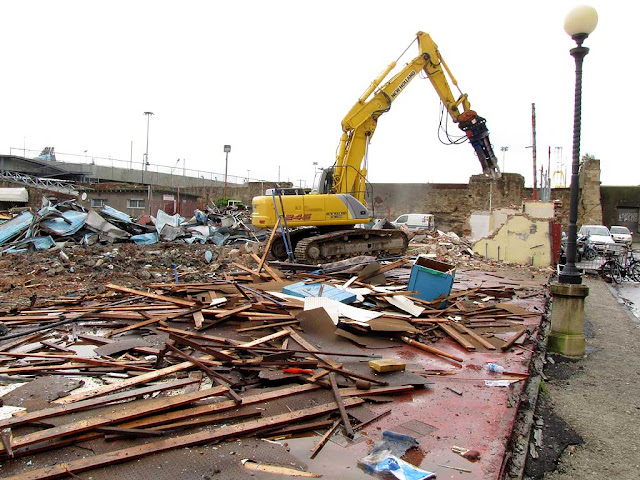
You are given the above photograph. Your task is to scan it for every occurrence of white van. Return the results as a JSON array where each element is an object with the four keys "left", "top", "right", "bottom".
[{"left": 391, "top": 213, "right": 435, "bottom": 231}]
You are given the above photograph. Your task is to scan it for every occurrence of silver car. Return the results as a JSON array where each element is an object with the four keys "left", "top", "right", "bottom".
[{"left": 610, "top": 226, "right": 633, "bottom": 245}]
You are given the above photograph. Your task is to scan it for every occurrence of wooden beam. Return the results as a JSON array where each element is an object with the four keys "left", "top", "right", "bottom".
[
  {"left": 6, "top": 384, "right": 323, "bottom": 459},
  {"left": 2, "top": 387, "right": 228, "bottom": 454},
  {"left": 53, "top": 361, "right": 195, "bottom": 405},
  {"left": 4, "top": 398, "right": 364, "bottom": 480},
  {"left": 256, "top": 220, "right": 280, "bottom": 274},
  {"left": 501, "top": 327, "right": 529, "bottom": 351},
  {"left": 329, "top": 373, "right": 354, "bottom": 438},
  {"left": 452, "top": 323, "right": 496, "bottom": 350},
  {"left": 400, "top": 336, "right": 464, "bottom": 363},
  {"left": 250, "top": 253, "right": 283, "bottom": 281},
  {"left": 309, "top": 420, "right": 341, "bottom": 459},
  {"left": 439, "top": 324, "right": 476, "bottom": 351},
  {"left": 164, "top": 342, "right": 242, "bottom": 404},
  {"left": 105, "top": 284, "right": 196, "bottom": 307},
  {"left": 0, "top": 378, "right": 199, "bottom": 430}
]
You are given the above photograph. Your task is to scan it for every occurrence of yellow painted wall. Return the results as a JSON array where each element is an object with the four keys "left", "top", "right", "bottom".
[
  {"left": 523, "top": 201, "right": 554, "bottom": 219},
  {"left": 472, "top": 215, "right": 552, "bottom": 267}
]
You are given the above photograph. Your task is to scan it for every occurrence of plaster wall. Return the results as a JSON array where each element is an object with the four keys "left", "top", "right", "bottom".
[
  {"left": 523, "top": 201, "right": 555, "bottom": 219},
  {"left": 472, "top": 215, "right": 552, "bottom": 267}
]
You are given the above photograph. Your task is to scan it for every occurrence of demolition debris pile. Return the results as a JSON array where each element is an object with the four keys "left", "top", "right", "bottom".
[
  {"left": 0, "top": 200, "right": 260, "bottom": 255},
  {"left": 0, "top": 244, "right": 548, "bottom": 478}
]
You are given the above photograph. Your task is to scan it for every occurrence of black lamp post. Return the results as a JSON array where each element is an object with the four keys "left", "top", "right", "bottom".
[{"left": 559, "top": 6, "right": 598, "bottom": 285}]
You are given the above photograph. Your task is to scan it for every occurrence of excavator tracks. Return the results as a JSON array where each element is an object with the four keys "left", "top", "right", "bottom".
[{"left": 293, "top": 229, "right": 408, "bottom": 264}]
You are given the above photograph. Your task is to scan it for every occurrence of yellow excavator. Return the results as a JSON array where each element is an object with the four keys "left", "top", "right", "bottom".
[{"left": 251, "top": 31, "right": 500, "bottom": 263}]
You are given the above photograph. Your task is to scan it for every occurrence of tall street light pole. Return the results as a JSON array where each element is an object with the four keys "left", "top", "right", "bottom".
[
  {"left": 224, "top": 145, "right": 231, "bottom": 198},
  {"left": 499, "top": 147, "right": 508, "bottom": 172},
  {"left": 144, "top": 112, "right": 154, "bottom": 171},
  {"left": 559, "top": 5, "right": 598, "bottom": 285}
]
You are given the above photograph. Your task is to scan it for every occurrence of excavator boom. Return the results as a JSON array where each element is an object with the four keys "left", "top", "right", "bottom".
[{"left": 252, "top": 31, "right": 500, "bottom": 263}]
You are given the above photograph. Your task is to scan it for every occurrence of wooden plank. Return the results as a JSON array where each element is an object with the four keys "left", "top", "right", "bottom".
[
  {"left": 0, "top": 377, "right": 199, "bottom": 429},
  {"left": 0, "top": 351, "right": 153, "bottom": 372},
  {"left": 201, "top": 304, "right": 253, "bottom": 319},
  {"left": 310, "top": 420, "right": 340, "bottom": 459},
  {"left": 5, "top": 398, "right": 364, "bottom": 480},
  {"left": 335, "top": 385, "right": 414, "bottom": 397},
  {"left": 358, "top": 258, "right": 410, "bottom": 281},
  {"left": 452, "top": 323, "right": 496, "bottom": 350},
  {"left": 169, "top": 334, "right": 236, "bottom": 362},
  {"left": 2, "top": 387, "right": 228, "bottom": 454},
  {"left": 156, "top": 327, "right": 235, "bottom": 346},
  {"left": 148, "top": 410, "right": 261, "bottom": 432},
  {"left": 329, "top": 373, "right": 353, "bottom": 438},
  {"left": 284, "top": 327, "right": 341, "bottom": 369},
  {"left": 236, "top": 320, "right": 299, "bottom": 332},
  {"left": 501, "top": 327, "right": 529, "bottom": 351},
  {"left": 164, "top": 342, "right": 242, "bottom": 404},
  {"left": 256, "top": 220, "right": 280, "bottom": 273},
  {"left": 400, "top": 336, "right": 465, "bottom": 363},
  {"left": 353, "top": 409, "right": 392, "bottom": 432},
  {"left": 53, "top": 361, "right": 195, "bottom": 405},
  {"left": 105, "top": 284, "right": 196, "bottom": 307},
  {"left": 239, "top": 329, "right": 289, "bottom": 348},
  {"left": 439, "top": 324, "right": 476, "bottom": 351},
  {"left": 193, "top": 310, "right": 205, "bottom": 329},
  {"left": 7, "top": 384, "right": 323, "bottom": 459},
  {"left": 250, "top": 253, "right": 283, "bottom": 282}
]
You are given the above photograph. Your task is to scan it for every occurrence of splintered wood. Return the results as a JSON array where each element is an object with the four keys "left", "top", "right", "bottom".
[{"left": 0, "top": 253, "right": 544, "bottom": 479}]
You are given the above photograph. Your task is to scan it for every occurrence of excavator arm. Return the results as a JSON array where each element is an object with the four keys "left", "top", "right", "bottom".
[{"left": 332, "top": 31, "right": 500, "bottom": 202}]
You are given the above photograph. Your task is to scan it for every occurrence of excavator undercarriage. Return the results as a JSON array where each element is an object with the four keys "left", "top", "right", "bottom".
[{"left": 271, "top": 228, "right": 408, "bottom": 264}]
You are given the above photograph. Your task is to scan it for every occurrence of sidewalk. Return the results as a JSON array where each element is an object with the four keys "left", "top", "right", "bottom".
[{"left": 530, "top": 277, "right": 640, "bottom": 479}]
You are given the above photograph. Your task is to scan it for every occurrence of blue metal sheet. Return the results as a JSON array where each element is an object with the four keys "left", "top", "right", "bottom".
[
  {"left": 40, "top": 210, "right": 88, "bottom": 236},
  {"left": 4, "top": 236, "right": 56, "bottom": 253},
  {"left": 0, "top": 211, "right": 33, "bottom": 245},
  {"left": 131, "top": 232, "right": 158, "bottom": 245},
  {"left": 100, "top": 205, "right": 135, "bottom": 224}
]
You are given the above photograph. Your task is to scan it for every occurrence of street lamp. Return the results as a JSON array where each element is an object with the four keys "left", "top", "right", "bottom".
[
  {"left": 559, "top": 5, "right": 598, "bottom": 285},
  {"left": 224, "top": 145, "right": 231, "bottom": 198},
  {"left": 143, "top": 112, "right": 154, "bottom": 170},
  {"left": 499, "top": 147, "right": 508, "bottom": 172}
]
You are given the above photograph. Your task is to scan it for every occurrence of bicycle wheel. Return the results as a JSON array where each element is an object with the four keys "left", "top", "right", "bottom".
[
  {"left": 611, "top": 263, "right": 622, "bottom": 284},
  {"left": 600, "top": 260, "right": 613, "bottom": 281},
  {"left": 601, "top": 260, "right": 620, "bottom": 283},
  {"left": 630, "top": 262, "right": 640, "bottom": 282}
]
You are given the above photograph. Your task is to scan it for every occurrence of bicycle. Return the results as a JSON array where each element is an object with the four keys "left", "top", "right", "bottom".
[{"left": 600, "top": 245, "right": 640, "bottom": 283}]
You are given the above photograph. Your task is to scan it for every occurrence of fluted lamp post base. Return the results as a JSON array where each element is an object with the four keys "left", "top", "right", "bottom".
[{"left": 548, "top": 283, "right": 589, "bottom": 358}]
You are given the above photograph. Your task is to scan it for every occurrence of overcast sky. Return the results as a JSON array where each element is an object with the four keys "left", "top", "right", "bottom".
[{"left": 0, "top": 1, "right": 631, "bottom": 189}]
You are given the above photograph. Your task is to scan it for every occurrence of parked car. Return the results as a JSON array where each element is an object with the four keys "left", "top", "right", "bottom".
[
  {"left": 609, "top": 225, "right": 633, "bottom": 245},
  {"left": 577, "top": 225, "right": 616, "bottom": 254},
  {"left": 391, "top": 213, "right": 435, "bottom": 231}
]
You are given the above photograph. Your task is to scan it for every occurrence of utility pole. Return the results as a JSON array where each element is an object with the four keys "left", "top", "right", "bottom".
[{"left": 531, "top": 103, "right": 537, "bottom": 199}]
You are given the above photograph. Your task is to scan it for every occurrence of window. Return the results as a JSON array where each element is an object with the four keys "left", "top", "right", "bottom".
[
  {"left": 610, "top": 226, "right": 630, "bottom": 234},
  {"left": 91, "top": 198, "right": 107, "bottom": 208},
  {"left": 395, "top": 215, "right": 409, "bottom": 224},
  {"left": 128, "top": 199, "right": 145, "bottom": 209}
]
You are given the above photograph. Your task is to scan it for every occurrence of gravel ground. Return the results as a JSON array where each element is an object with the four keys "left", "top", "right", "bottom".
[{"left": 525, "top": 276, "right": 640, "bottom": 479}]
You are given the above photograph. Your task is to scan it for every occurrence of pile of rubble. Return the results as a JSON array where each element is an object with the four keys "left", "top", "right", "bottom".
[
  {"left": 0, "top": 245, "right": 549, "bottom": 478},
  {"left": 0, "top": 200, "right": 260, "bottom": 255}
]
